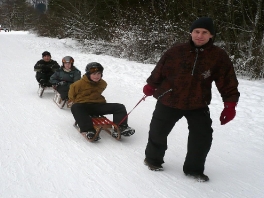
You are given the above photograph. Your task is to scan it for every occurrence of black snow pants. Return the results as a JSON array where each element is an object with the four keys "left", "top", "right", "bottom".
[
  {"left": 56, "top": 84, "right": 70, "bottom": 100},
  {"left": 145, "top": 101, "right": 213, "bottom": 174},
  {"left": 71, "top": 103, "right": 128, "bottom": 132},
  {"left": 36, "top": 71, "right": 53, "bottom": 86}
]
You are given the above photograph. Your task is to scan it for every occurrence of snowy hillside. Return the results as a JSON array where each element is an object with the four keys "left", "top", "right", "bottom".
[{"left": 0, "top": 31, "right": 263, "bottom": 198}]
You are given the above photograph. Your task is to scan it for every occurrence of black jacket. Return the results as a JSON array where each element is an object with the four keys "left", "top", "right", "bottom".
[{"left": 34, "top": 59, "right": 60, "bottom": 74}]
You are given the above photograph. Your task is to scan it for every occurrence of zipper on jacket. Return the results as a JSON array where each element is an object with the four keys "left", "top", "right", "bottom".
[
  {"left": 191, "top": 48, "right": 199, "bottom": 75},
  {"left": 157, "top": 89, "right": 172, "bottom": 100}
]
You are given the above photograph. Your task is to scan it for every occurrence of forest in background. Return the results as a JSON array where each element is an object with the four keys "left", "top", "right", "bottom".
[{"left": 1, "top": 0, "right": 263, "bottom": 79}]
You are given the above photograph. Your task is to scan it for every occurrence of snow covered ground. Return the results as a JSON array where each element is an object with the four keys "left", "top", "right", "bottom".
[{"left": 0, "top": 31, "right": 263, "bottom": 198}]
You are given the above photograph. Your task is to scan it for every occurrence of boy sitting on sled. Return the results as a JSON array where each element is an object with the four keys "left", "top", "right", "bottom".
[{"left": 68, "top": 62, "right": 135, "bottom": 141}]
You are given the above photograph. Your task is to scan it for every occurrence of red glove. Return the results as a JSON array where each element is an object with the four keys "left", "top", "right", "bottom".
[
  {"left": 143, "top": 84, "right": 155, "bottom": 96},
  {"left": 220, "top": 102, "right": 237, "bottom": 125}
]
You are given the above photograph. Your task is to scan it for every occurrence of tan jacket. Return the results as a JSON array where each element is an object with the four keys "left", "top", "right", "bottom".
[{"left": 68, "top": 74, "right": 107, "bottom": 103}]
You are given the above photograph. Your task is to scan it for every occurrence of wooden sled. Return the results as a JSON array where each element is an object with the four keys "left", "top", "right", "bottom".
[
  {"left": 53, "top": 90, "right": 72, "bottom": 109},
  {"left": 37, "top": 85, "right": 54, "bottom": 98},
  {"left": 73, "top": 115, "right": 121, "bottom": 142},
  {"left": 73, "top": 123, "right": 102, "bottom": 142}
]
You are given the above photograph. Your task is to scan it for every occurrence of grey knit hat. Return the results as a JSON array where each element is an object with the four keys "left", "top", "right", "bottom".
[{"left": 190, "top": 17, "right": 215, "bottom": 35}]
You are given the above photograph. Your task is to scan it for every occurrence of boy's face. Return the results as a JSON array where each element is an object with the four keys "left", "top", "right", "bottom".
[
  {"left": 63, "top": 62, "right": 72, "bottom": 70},
  {"left": 90, "top": 72, "right": 102, "bottom": 82},
  {"left": 43, "top": 55, "right": 51, "bottom": 62},
  {"left": 191, "top": 28, "right": 213, "bottom": 46}
]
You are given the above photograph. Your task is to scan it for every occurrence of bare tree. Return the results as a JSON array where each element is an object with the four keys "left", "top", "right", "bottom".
[{"left": 2, "top": 0, "right": 262, "bottom": 78}]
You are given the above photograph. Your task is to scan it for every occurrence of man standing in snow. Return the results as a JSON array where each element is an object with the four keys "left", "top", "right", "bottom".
[{"left": 142, "top": 17, "right": 240, "bottom": 182}]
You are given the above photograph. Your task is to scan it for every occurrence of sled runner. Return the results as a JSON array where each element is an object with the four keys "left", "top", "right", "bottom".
[
  {"left": 73, "top": 115, "right": 121, "bottom": 142},
  {"left": 37, "top": 85, "right": 54, "bottom": 98},
  {"left": 92, "top": 116, "right": 121, "bottom": 140},
  {"left": 73, "top": 123, "right": 102, "bottom": 142},
  {"left": 53, "top": 90, "right": 72, "bottom": 109}
]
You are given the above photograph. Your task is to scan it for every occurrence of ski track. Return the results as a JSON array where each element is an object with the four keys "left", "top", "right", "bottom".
[{"left": 0, "top": 32, "right": 263, "bottom": 198}]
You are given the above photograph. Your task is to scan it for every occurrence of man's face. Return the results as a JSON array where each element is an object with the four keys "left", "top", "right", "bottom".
[
  {"left": 191, "top": 28, "right": 213, "bottom": 46},
  {"left": 43, "top": 55, "right": 51, "bottom": 62}
]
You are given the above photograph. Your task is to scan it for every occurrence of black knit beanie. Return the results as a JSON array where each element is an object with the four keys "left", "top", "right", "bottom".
[
  {"left": 42, "top": 51, "right": 51, "bottom": 57},
  {"left": 190, "top": 17, "right": 215, "bottom": 35}
]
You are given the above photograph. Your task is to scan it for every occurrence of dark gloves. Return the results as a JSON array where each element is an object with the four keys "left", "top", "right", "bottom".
[
  {"left": 220, "top": 102, "right": 237, "bottom": 125},
  {"left": 52, "top": 85, "right": 57, "bottom": 90},
  {"left": 57, "top": 81, "right": 66, "bottom": 86},
  {"left": 143, "top": 84, "right": 155, "bottom": 96}
]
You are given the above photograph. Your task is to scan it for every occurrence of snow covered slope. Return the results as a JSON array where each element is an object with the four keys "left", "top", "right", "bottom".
[{"left": 0, "top": 31, "right": 263, "bottom": 198}]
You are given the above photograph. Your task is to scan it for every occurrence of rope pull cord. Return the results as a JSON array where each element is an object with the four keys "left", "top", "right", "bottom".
[{"left": 118, "top": 95, "right": 147, "bottom": 126}]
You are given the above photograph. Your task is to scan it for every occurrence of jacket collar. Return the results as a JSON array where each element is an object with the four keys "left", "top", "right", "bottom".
[{"left": 189, "top": 38, "right": 213, "bottom": 51}]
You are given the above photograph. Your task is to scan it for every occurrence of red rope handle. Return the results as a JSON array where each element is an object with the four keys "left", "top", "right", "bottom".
[{"left": 118, "top": 95, "right": 147, "bottom": 126}]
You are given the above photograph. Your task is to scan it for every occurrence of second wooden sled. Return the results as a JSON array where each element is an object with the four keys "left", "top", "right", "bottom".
[
  {"left": 53, "top": 90, "right": 72, "bottom": 109},
  {"left": 73, "top": 115, "right": 121, "bottom": 142},
  {"left": 37, "top": 85, "right": 54, "bottom": 98}
]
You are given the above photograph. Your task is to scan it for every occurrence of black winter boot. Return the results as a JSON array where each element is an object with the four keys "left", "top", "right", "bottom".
[
  {"left": 185, "top": 173, "right": 209, "bottom": 182},
  {"left": 118, "top": 124, "right": 135, "bottom": 136},
  {"left": 85, "top": 129, "right": 100, "bottom": 141},
  {"left": 144, "top": 158, "right": 163, "bottom": 171}
]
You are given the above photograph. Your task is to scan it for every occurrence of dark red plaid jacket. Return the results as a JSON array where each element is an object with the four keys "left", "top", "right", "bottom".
[{"left": 147, "top": 39, "right": 240, "bottom": 110}]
